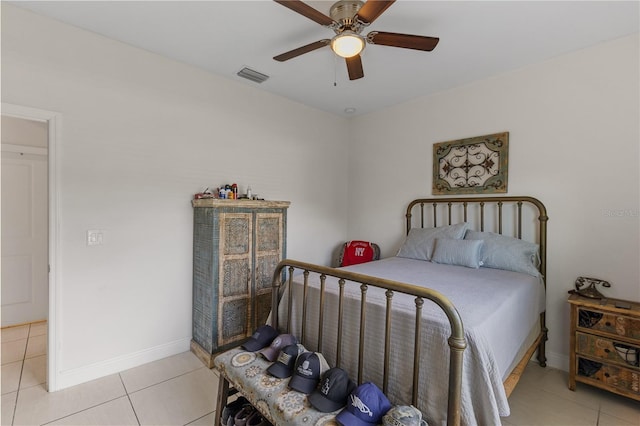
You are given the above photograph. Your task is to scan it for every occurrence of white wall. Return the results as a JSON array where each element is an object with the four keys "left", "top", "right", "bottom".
[
  {"left": 1, "top": 4, "right": 349, "bottom": 389},
  {"left": 3, "top": 2, "right": 638, "bottom": 390},
  {"left": 347, "top": 34, "right": 640, "bottom": 370}
]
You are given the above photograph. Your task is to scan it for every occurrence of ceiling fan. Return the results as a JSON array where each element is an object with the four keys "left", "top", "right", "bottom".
[{"left": 273, "top": 0, "right": 439, "bottom": 81}]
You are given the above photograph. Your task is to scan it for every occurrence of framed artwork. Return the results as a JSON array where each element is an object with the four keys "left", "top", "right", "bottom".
[{"left": 433, "top": 132, "right": 509, "bottom": 195}]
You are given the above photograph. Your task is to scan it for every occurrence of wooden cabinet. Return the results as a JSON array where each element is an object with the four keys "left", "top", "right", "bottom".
[
  {"left": 568, "top": 293, "right": 640, "bottom": 401},
  {"left": 190, "top": 199, "right": 289, "bottom": 367}
]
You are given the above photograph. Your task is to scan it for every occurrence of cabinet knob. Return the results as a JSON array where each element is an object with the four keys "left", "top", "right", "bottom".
[
  {"left": 604, "top": 372, "right": 610, "bottom": 378},
  {"left": 605, "top": 321, "right": 612, "bottom": 327},
  {"left": 604, "top": 348, "right": 610, "bottom": 353}
]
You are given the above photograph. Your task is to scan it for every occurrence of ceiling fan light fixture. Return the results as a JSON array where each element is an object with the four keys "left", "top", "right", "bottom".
[{"left": 331, "top": 31, "right": 365, "bottom": 58}]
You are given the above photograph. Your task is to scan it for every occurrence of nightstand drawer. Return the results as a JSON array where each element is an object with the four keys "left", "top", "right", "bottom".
[
  {"left": 576, "top": 332, "right": 640, "bottom": 368},
  {"left": 577, "top": 357, "right": 640, "bottom": 396},
  {"left": 577, "top": 308, "right": 640, "bottom": 340}
]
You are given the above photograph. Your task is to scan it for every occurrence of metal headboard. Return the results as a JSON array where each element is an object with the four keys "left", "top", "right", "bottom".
[
  {"left": 406, "top": 196, "right": 549, "bottom": 286},
  {"left": 405, "top": 196, "right": 550, "bottom": 378}
]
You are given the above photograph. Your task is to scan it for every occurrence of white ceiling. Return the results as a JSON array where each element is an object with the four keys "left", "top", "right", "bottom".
[{"left": 10, "top": 1, "right": 639, "bottom": 116}]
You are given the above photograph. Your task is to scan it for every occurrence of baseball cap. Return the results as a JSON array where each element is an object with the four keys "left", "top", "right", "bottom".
[
  {"left": 267, "top": 344, "right": 306, "bottom": 378},
  {"left": 241, "top": 325, "right": 278, "bottom": 352},
  {"left": 288, "top": 352, "right": 330, "bottom": 394},
  {"left": 308, "top": 367, "right": 357, "bottom": 413},
  {"left": 382, "top": 405, "right": 427, "bottom": 426},
  {"left": 336, "top": 382, "right": 392, "bottom": 426},
  {"left": 259, "top": 333, "right": 298, "bottom": 361}
]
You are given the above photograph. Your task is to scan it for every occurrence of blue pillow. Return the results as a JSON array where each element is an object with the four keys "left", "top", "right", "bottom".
[
  {"left": 397, "top": 223, "right": 468, "bottom": 261},
  {"left": 431, "top": 238, "right": 484, "bottom": 269},
  {"left": 464, "top": 230, "right": 541, "bottom": 277}
]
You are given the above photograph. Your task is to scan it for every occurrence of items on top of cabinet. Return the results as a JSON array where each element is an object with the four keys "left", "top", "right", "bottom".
[
  {"left": 193, "top": 183, "right": 264, "bottom": 200},
  {"left": 193, "top": 188, "right": 214, "bottom": 199}
]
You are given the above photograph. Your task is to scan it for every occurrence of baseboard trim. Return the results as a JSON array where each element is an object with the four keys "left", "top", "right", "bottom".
[
  {"left": 53, "top": 337, "right": 191, "bottom": 391},
  {"left": 544, "top": 350, "right": 569, "bottom": 372}
]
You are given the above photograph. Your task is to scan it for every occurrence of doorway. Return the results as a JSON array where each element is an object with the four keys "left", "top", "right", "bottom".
[
  {"left": 1, "top": 115, "right": 49, "bottom": 399},
  {"left": 1, "top": 103, "right": 60, "bottom": 391},
  {"left": 1, "top": 116, "right": 49, "bottom": 326}
]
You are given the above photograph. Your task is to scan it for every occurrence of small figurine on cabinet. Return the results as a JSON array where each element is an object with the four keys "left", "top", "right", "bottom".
[
  {"left": 194, "top": 188, "right": 214, "bottom": 200},
  {"left": 569, "top": 276, "right": 611, "bottom": 299}
]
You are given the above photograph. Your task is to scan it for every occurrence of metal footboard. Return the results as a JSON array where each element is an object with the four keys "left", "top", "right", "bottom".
[{"left": 270, "top": 259, "right": 467, "bottom": 426}]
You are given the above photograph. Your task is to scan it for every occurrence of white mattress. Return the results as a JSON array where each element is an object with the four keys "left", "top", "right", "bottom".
[{"left": 277, "top": 256, "right": 545, "bottom": 426}]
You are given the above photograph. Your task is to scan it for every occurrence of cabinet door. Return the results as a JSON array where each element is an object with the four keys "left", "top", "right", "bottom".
[
  {"left": 218, "top": 212, "right": 253, "bottom": 346},
  {"left": 254, "top": 212, "right": 284, "bottom": 328}
]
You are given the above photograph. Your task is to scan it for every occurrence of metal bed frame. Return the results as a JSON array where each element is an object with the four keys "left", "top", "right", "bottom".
[
  {"left": 213, "top": 196, "right": 548, "bottom": 426},
  {"left": 406, "top": 196, "right": 549, "bottom": 397}
]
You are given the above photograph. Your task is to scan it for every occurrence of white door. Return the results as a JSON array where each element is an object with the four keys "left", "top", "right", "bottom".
[{"left": 1, "top": 147, "right": 49, "bottom": 326}]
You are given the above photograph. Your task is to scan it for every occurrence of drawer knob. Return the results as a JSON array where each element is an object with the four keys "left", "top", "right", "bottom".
[
  {"left": 605, "top": 321, "right": 612, "bottom": 326},
  {"left": 604, "top": 372, "right": 610, "bottom": 378},
  {"left": 604, "top": 348, "right": 610, "bottom": 353}
]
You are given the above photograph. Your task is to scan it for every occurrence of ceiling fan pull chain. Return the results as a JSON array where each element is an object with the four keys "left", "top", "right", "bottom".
[{"left": 333, "top": 52, "right": 338, "bottom": 86}]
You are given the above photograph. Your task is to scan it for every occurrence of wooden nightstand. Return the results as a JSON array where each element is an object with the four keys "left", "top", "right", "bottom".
[{"left": 568, "top": 293, "right": 640, "bottom": 401}]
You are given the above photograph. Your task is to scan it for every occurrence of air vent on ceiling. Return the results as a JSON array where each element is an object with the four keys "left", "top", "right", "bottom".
[{"left": 237, "top": 67, "right": 269, "bottom": 84}]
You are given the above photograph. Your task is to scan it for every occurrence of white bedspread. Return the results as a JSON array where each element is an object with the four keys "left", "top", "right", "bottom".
[{"left": 277, "top": 257, "right": 545, "bottom": 426}]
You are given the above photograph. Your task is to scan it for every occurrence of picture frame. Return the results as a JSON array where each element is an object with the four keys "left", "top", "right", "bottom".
[{"left": 432, "top": 132, "right": 509, "bottom": 195}]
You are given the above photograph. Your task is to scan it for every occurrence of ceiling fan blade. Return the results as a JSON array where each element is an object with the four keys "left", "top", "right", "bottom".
[
  {"left": 274, "top": 40, "right": 330, "bottom": 62},
  {"left": 345, "top": 55, "right": 364, "bottom": 80},
  {"left": 273, "top": 0, "right": 335, "bottom": 26},
  {"left": 356, "top": 0, "right": 395, "bottom": 25},
  {"left": 367, "top": 31, "right": 439, "bottom": 51}
]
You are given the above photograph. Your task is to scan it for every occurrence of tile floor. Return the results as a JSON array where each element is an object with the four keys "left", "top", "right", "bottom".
[{"left": 1, "top": 322, "right": 638, "bottom": 425}]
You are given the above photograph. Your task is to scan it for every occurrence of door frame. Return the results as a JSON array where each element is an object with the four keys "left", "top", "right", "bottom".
[{"left": 2, "top": 103, "right": 61, "bottom": 391}]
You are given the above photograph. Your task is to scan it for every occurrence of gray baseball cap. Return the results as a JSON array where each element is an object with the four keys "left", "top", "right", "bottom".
[
  {"left": 382, "top": 405, "right": 427, "bottom": 426},
  {"left": 259, "top": 333, "right": 298, "bottom": 361}
]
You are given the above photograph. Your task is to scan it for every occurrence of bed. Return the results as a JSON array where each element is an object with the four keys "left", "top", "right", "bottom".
[{"left": 214, "top": 196, "right": 548, "bottom": 426}]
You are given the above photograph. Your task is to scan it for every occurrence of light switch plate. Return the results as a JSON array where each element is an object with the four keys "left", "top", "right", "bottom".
[{"left": 87, "top": 230, "right": 104, "bottom": 246}]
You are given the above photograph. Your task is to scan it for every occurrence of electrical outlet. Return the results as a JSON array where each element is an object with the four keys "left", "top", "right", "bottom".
[{"left": 87, "top": 230, "right": 104, "bottom": 246}]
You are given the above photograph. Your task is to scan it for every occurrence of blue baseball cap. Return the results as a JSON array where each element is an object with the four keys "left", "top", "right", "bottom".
[
  {"left": 267, "top": 343, "right": 306, "bottom": 378},
  {"left": 336, "top": 382, "right": 392, "bottom": 426},
  {"left": 241, "top": 325, "right": 278, "bottom": 352}
]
